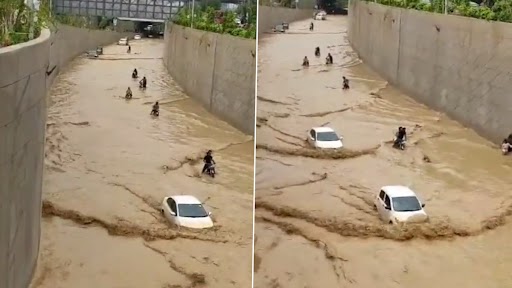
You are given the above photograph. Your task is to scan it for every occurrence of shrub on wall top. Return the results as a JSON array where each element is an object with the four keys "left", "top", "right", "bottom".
[
  {"left": 368, "top": 0, "right": 512, "bottom": 22},
  {"left": 174, "top": 6, "right": 256, "bottom": 39}
]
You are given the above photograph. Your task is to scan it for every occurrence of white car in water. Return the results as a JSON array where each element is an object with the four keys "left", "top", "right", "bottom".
[
  {"left": 374, "top": 186, "right": 428, "bottom": 225},
  {"left": 118, "top": 37, "right": 128, "bottom": 45},
  {"left": 161, "top": 195, "right": 214, "bottom": 229},
  {"left": 307, "top": 127, "right": 343, "bottom": 149},
  {"left": 134, "top": 34, "right": 142, "bottom": 40}
]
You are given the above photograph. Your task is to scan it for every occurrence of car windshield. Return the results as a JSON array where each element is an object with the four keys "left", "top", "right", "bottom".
[
  {"left": 316, "top": 131, "right": 339, "bottom": 141},
  {"left": 392, "top": 196, "right": 422, "bottom": 212},
  {"left": 178, "top": 204, "right": 208, "bottom": 218}
]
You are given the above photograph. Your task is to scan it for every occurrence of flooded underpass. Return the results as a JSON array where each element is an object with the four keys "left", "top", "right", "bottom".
[
  {"left": 255, "top": 16, "right": 512, "bottom": 288},
  {"left": 33, "top": 39, "right": 254, "bottom": 288}
]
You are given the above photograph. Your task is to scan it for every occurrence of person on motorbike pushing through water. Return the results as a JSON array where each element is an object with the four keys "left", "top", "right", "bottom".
[
  {"left": 132, "top": 68, "right": 138, "bottom": 78},
  {"left": 139, "top": 76, "right": 147, "bottom": 88},
  {"left": 202, "top": 150, "right": 216, "bottom": 174},
  {"left": 302, "top": 56, "right": 310, "bottom": 67},
  {"left": 394, "top": 127, "right": 407, "bottom": 146},
  {"left": 342, "top": 76, "right": 350, "bottom": 89},
  {"left": 326, "top": 53, "right": 333, "bottom": 65},
  {"left": 151, "top": 101, "right": 159, "bottom": 115},
  {"left": 125, "top": 87, "right": 133, "bottom": 99},
  {"left": 127, "top": 45, "right": 131, "bottom": 53},
  {"left": 315, "top": 47, "right": 321, "bottom": 57},
  {"left": 310, "top": 22, "right": 314, "bottom": 31}
]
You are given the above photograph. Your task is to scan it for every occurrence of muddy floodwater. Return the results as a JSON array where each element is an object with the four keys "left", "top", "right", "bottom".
[
  {"left": 32, "top": 39, "right": 254, "bottom": 288},
  {"left": 255, "top": 16, "right": 512, "bottom": 288}
]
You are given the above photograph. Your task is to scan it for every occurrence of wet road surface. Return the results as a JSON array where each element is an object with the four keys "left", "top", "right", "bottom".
[
  {"left": 255, "top": 16, "right": 512, "bottom": 288},
  {"left": 32, "top": 39, "right": 254, "bottom": 288}
]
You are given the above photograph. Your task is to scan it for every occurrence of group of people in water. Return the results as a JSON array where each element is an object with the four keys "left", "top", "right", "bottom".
[
  {"left": 126, "top": 68, "right": 158, "bottom": 116},
  {"left": 302, "top": 46, "right": 350, "bottom": 90}
]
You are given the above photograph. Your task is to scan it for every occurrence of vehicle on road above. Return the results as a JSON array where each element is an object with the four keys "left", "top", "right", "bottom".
[
  {"left": 134, "top": 34, "right": 142, "bottom": 40},
  {"left": 118, "top": 37, "right": 128, "bottom": 45},
  {"left": 96, "top": 46, "right": 103, "bottom": 55},
  {"left": 307, "top": 127, "right": 343, "bottom": 149},
  {"left": 282, "top": 22, "right": 289, "bottom": 30},
  {"left": 374, "top": 186, "right": 428, "bottom": 224},
  {"left": 273, "top": 24, "right": 285, "bottom": 33},
  {"left": 86, "top": 50, "right": 98, "bottom": 58},
  {"left": 161, "top": 195, "right": 213, "bottom": 229},
  {"left": 314, "top": 11, "right": 326, "bottom": 20}
]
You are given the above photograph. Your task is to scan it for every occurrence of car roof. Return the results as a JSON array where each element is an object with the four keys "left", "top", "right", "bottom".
[
  {"left": 170, "top": 195, "right": 202, "bottom": 204},
  {"left": 381, "top": 185, "right": 417, "bottom": 198},
  {"left": 312, "top": 127, "right": 335, "bottom": 133}
]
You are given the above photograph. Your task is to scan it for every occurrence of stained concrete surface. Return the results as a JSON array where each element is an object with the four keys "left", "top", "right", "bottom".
[
  {"left": 163, "top": 25, "right": 256, "bottom": 135},
  {"left": 0, "top": 26, "right": 128, "bottom": 288},
  {"left": 349, "top": 1, "right": 512, "bottom": 143},
  {"left": 31, "top": 39, "right": 254, "bottom": 288},
  {"left": 255, "top": 16, "right": 512, "bottom": 288}
]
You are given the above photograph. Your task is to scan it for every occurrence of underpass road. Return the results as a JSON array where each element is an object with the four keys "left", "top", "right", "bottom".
[
  {"left": 255, "top": 16, "right": 512, "bottom": 288},
  {"left": 32, "top": 39, "right": 254, "bottom": 288}
]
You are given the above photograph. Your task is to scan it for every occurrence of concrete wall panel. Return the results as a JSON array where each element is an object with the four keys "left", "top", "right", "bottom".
[
  {"left": 163, "top": 25, "right": 256, "bottom": 135},
  {"left": 0, "top": 26, "right": 127, "bottom": 288},
  {"left": 258, "top": 6, "right": 315, "bottom": 35},
  {"left": 349, "top": 1, "right": 512, "bottom": 142}
]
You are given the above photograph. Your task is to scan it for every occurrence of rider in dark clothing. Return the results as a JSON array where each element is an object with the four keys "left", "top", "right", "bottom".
[
  {"left": 342, "top": 76, "right": 350, "bottom": 89},
  {"left": 125, "top": 87, "right": 132, "bottom": 99},
  {"left": 151, "top": 101, "right": 159, "bottom": 115},
  {"left": 140, "top": 76, "right": 147, "bottom": 88},
  {"left": 302, "top": 56, "right": 310, "bottom": 67},
  {"left": 315, "top": 47, "right": 320, "bottom": 56},
  {"left": 132, "top": 69, "right": 138, "bottom": 78},
  {"left": 326, "top": 53, "right": 333, "bottom": 64},
  {"left": 201, "top": 150, "right": 216, "bottom": 174},
  {"left": 127, "top": 45, "right": 131, "bottom": 53},
  {"left": 310, "top": 22, "right": 314, "bottom": 31},
  {"left": 395, "top": 127, "right": 407, "bottom": 145}
]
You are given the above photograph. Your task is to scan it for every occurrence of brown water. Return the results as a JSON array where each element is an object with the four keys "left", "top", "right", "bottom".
[
  {"left": 32, "top": 39, "right": 254, "bottom": 288},
  {"left": 255, "top": 16, "right": 512, "bottom": 288}
]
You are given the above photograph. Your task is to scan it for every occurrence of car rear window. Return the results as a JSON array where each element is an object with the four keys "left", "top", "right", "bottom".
[
  {"left": 392, "top": 196, "right": 422, "bottom": 212},
  {"left": 178, "top": 204, "right": 208, "bottom": 218},
  {"left": 316, "top": 131, "right": 339, "bottom": 141}
]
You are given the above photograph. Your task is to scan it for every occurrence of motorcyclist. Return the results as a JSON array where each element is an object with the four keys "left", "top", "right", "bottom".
[
  {"left": 342, "top": 76, "right": 350, "bottom": 89},
  {"left": 310, "top": 22, "right": 314, "bottom": 31},
  {"left": 132, "top": 68, "right": 138, "bottom": 78},
  {"left": 139, "top": 76, "right": 147, "bottom": 88},
  {"left": 315, "top": 47, "right": 321, "bottom": 57},
  {"left": 502, "top": 138, "right": 512, "bottom": 155},
  {"left": 127, "top": 45, "right": 131, "bottom": 53},
  {"left": 151, "top": 101, "right": 159, "bottom": 116},
  {"left": 302, "top": 56, "right": 310, "bottom": 67},
  {"left": 125, "top": 87, "right": 132, "bottom": 99},
  {"left": 326, "top": 53, "right": 333, "bottom": 65},
  {"left": 201, "top": 150, "right": 216, "bottom": 174},
  {"left": 394, "top": 127, "right": 407, "bottom": 146}
]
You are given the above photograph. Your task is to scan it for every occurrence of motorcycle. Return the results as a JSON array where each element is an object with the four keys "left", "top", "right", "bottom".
[
  {"left": 132, "top": 74, "right": 138, "bottom": 79},
  {"left": 205, "top": 164, "right": 216, "bottom": 178},
  {"left": 315, "top": 49, "right": 320, "bottom": 57},
  {"left": 150, "top": 109, "right": 159, "bottom": 116},
  {"left": 393, "top": 138, "right": 406, "bottom": 150},
  {"left": 125, "top": 93, "right": 133, "bottom": 100},
  {"left": 139, "top": 82, "right": 146, "bottom": 89}
]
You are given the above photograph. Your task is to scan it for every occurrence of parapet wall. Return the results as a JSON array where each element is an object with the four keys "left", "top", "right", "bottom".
[
  {"left": 258, "top": 6, "right": 315, "bottom": 35},
  {"left": 163, "top": 24, "right": 256, "bottom": 135},
  {"left": 348, "top": 1, "right": 512, "bottom": 143},
  {"left": 0, "top": 26, "right": 126, "bottom": 288}
]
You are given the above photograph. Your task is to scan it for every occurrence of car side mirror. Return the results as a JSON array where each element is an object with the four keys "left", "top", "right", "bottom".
[
  {"left": 170, "top": 211, "right": 176, "bottom": 216},
  {"left": 421, "top": 203, "right": 425, "bottom": 208},
  {"left": 384, "top": 205, "right": 391, "bottom": 210},
  {"left": 208, "top": 212, "right": 212, "bottom": 216}
]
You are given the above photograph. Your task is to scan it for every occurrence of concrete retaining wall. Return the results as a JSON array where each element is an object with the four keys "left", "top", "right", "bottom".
[
  {"left": 348, "top": 1, "right": 512, "bottom": 143},
  {"left": 258, "top": 6, "right": 316, "bottom": 35},
  {"left": 163, "top": 24, "right": 256, "bottom": 135},
  {"left": 0, "top": 26, "right": 127, "bottom": 288}
]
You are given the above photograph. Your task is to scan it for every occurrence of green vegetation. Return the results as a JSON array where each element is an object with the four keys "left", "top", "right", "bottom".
[
  {"left": 174, "top": 2, "right": 256, "bottom": 39},
  {"left": 1, "top": 0, "right": 113, "bottom": 47},
  {"left": 371, "top": 0, "right": 512, "bottom": 22}
]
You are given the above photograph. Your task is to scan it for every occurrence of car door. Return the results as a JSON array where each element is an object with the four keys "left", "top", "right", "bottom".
[
  {"left": 383, "top": 194, "right": 392, "bottom": 222},
  {"left": 308, "top": 129, "right": 316, "bottom": 146},
  {"left": 165, "top": 198, "right": 178, "bottom": 224}
]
